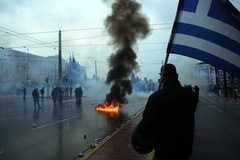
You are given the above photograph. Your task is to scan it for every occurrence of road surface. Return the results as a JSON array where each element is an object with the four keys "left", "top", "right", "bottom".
[{"left": 0, "top": 93, "right": 148, "bottom": 160}]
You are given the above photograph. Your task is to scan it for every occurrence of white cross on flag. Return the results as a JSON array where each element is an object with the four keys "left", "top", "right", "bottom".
[{"left": 167, "top": 0, "right": 240, "bottom": 77}]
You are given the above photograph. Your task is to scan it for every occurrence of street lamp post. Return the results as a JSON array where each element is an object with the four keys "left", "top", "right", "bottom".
[{"left": 23, "top": 46, "right": 29, "bottom": 86}]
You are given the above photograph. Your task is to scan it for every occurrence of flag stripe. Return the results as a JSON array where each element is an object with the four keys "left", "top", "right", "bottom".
[
  {"left": 167, "top": 0, "right": 240, "bottom": 77},
  {"left": 168, "top": 33, "right": 240, "bottom": 68},
  {"left": 170, "top": 43, "right": 240, "bottom": 76},
  {"left": 177, "top": 11, "right": 240, "bottom": 43},
  {"left": 180, "top": 0, "right": 198, "bottom": 12},
  {"left": 175, "top": 22, "right": 240, "bottom": 55},
  {"left": 209, "top": 0, "right": 240, "bottom": 29}
]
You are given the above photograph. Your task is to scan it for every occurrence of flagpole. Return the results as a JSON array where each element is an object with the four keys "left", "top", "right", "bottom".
[
  {"left": 158, "top": 51, "right": 170, "bottom": 90},
  {"left": 158, "top": 0, "right": 182, "bottom": 90}
]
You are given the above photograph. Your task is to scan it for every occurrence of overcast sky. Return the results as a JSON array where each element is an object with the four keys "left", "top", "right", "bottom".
[{"left": 0, "top": 0, "right": 239, "bottom": 84}]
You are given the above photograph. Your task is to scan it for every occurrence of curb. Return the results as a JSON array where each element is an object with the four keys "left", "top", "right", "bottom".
[{"left": 80, "top": 108, "right": 145, "bottom": 160}]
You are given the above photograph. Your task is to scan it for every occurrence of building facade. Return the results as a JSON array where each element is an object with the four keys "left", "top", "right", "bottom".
[
  {"left": 196, "top": 62, "right": 239, "bottom": 98},
  {"left": 0, "top": 48, "right": 64, "bottom": 94}
]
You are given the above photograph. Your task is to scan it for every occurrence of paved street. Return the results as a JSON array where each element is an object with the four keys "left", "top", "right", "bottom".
[
  {"left": 0, "top": 93, "right": 148, "bottom": 160},
  {"left": 0, "top": 93, "right": 240, "bottom": 160},
  {"left": 190, "top": 96, "right": 240, "bottom": 160}
]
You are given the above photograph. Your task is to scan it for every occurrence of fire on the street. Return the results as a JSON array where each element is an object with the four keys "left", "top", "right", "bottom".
[{"left": 96, "top": 100, "right": 121, "bottom": 118}]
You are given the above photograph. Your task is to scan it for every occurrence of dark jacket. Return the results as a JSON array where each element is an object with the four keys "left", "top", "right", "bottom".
[
  {"left": 75, "top": 87, "right": 83, "bottom": 97},
  {"left": 137, "top": 80, "right": 198, "bottom": 160},
  {"left": 32, "top": 88, "right": 39, "bottom": 100}
]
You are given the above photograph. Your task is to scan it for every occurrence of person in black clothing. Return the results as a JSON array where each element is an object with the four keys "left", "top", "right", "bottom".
[
  {"left": 32, "top": 88, "right": 41, "bottom": 108},
  {"left": 51, "top": 87, "right": 63, "bottom": 105},
  {"left": 58, "top": 87, "right": 63, "bottom": 104},
  {"left": 23, "top": 87, "right": 26, "bottom": 101},
  {"left": 40, "top": 87, "right": 45, "bottom": 100},
  {"left": 193, "top": 85, "right": 200, "bottom": 102},
  {"left": 70, "top": 86, "right": 73, "bottom": 97},
  {"left": 133, "top": 63, "right": 198, "bottom": 160},
  {"left": 51, "top": 87, "right": 58, "bottom": 105},
  {"left": 75, "top": 87, "right": 83, "bottom": 104}
]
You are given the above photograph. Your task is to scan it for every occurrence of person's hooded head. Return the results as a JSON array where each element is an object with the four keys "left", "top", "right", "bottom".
[{"left": 160, "top": 63, "right": 178, "bottom": 80}]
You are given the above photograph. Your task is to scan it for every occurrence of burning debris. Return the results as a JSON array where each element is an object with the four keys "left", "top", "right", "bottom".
[
  {"left": 98, "top": 0, "right": 150, "bottom": 112},
  {"left": 96, "top": 99, "right": 121, "bottom": 118}
]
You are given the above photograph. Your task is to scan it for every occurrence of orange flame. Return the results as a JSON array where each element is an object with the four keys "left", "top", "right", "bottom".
[{"left": 96, "top": 100, "right": 121, "bottom": 118}]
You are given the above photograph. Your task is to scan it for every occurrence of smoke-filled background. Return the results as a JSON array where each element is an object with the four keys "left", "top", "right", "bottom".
[
  {"left": 104, "top": 0, "right": 150, "bottom": 104},
  {"left": 1, "top": 0, "right": 233, "bottom": 98}
]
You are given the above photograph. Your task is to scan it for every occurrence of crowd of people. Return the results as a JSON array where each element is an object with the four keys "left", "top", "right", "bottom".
[
  {"left": 131, "top": 74, "right": 157, "bottom": 93},
  {"left": 21, "top": 85, "right": 83, "bottom": 107},
  {"left": 21, "top": 79, "right": 199, "bottom": 110}
]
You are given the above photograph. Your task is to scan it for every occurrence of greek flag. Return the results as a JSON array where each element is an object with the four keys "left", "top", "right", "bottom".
[{"left": 167, "top": 0, "right": 240, "bottom": 77}]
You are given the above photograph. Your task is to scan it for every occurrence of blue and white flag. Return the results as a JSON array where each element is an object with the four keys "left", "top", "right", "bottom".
[{"left": 167, "top": 0, "right": 240, "bottom": 77}]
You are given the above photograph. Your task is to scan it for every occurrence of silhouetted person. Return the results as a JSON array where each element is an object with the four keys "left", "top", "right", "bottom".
[
  {"left": 133, "top": 64, "right": 198, "bottom": 160},
  {"left": 70, "top": 86, "right": 73, "bottom": 97},
  {"left": 40, "top": 87, "right": 45, "bottom": 100},
  {"left": 75, "top": 87, "right": 83, "bottom": 104},
  {"left": 23, "top": 87, "right": 26, "bottom": 101},
  {"left": 51, "top": 87, "right": 63, "bottom": 105},
  {"left": 193, "top": 85, "right": 199, "bottom": 102},
  {"left": 58, "top": 87, "right": 63, "bottom": 104},
  {"left": 32, "top": 88, "right": 40, "bottom": 108},
  {"left": 51, "top": 87, "right": 58, "bottom": 105}
]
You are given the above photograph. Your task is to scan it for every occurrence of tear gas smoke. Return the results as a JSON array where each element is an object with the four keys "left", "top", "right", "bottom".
[{"left": 104, "top": 0, "right": 150, "bottom": 104}]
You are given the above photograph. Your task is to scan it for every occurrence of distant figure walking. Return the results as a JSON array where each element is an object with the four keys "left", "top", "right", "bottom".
[
  {"left": 40, "top": 87, "right": 45, "bottom": 100},
  {"left": 23, "top": 87, "right": 26, "bottom": 101},
  {"left": 75, "top": 87, "right": 83, "bottom": 104},
  {"left": 51, "top": 87, "right": 58, "bottom": 105},
  {"left": 194, "top": 85, "right": 200, "bottom": 102},
  {"left": 51, "top": 87, "right": 63, "bottom": 105},
  {"left": 70, "top": 86, "right": 73, "bottom": 97},
  {"left": 32, "top": 88, "right": 41, "bottom": 108},
  {"left": 58, "top": 87, "right": 63, "bottom": 104}
]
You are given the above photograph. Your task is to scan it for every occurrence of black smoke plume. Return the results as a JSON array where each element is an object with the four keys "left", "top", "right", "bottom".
[{"left": 104, "top": 0, "right": 150, "bottom": 104}]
